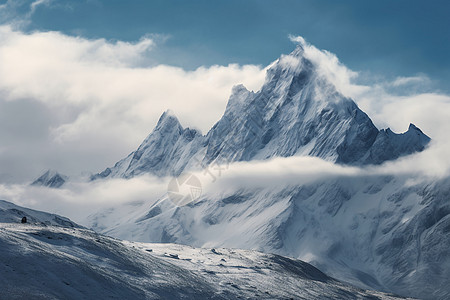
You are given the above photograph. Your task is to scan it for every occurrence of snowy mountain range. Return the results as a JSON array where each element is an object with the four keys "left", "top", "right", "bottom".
[
  {"left": 0, "top": 200, "right": 409, "bottom": 299},
  {"left": 91, "top": 44, "right": 430, "bottom": 180},
  {"left": 24, "top": 43, "right": 449, "bottom": 300}
]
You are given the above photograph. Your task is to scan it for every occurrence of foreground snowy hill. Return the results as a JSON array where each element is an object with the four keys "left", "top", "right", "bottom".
[
  {"left": 92, "top": 43, "right": 429, "bottom": 180},
  {"left": 0, "top": 200, "right": 79, "bottom": 227},
  {"left": 0, "top": 203, "right": 409, "bottom": 300}
]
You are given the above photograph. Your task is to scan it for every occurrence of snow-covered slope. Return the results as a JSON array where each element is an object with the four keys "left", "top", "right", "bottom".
[
  {"left": 31, "top": 170, "right": 68, "bottom": 188},
  {"left": 0, "top": 200, "right": 80, "bottom": 227},
  {"left": 93, "top": 45, "right": 429, "bottom": 180},
  {"left": 0, "top": 210, "right": 409, "bottom": 299},
  {"left": 87, "top": 174, "right": 450, "bottom": 300}
]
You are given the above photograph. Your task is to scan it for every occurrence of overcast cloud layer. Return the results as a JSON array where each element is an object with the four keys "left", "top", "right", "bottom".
[{"left": 0, "top": 153, "right": 447, "bottom": 225}]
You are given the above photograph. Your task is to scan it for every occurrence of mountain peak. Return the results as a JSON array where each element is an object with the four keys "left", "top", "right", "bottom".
[
  {"left": 289, "top": 43, "right": 306, "bottom": 58},
  {"left": 271, "top": 47, "right": 307, "bottom": 75},
  {"left": 231, "top": 83, "right": 249, "bottom": 94},
  {"left": 31, "top": 170, "right": 67, "bottom": 188},
  {"left": 223, "top": 84, "right": 253, "bottom": 115},
  {"left": 408, "top": 123, "right": 423, "bottom": 133},
  {"left": 156, "top": 110, "right": 181, "bottom": 130}
]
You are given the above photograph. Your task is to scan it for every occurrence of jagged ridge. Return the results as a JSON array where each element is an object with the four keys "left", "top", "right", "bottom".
[{"left": 93, "top": 44, "right": 430, "bottom": 179}]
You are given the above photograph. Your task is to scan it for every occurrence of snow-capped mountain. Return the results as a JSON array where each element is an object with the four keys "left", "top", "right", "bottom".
[
  {"left": 93, "top": 44, "right": 429, "bottom": 180},
  {"left": 24, "top": 43, "right": 443, "bottom": 299},
  {"left": 31, "top": 170, "right": 68, "bottom": 188},
  {"left": 80, "top": 44, "right": 443, "bottom": 299},
  {"left": 0, "top": 200, "right": 407, "bottom": 300}
]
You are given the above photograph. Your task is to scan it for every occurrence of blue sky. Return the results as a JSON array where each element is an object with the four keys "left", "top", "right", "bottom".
[{"left": 3, "top": 0, "right": 450, "bottom": 91}]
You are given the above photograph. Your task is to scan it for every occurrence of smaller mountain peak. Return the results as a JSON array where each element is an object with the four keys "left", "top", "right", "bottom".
[
  {"left": 156, "top": 110, "right": 182, "bottom": 130},
  {"left": 224, "top": 84, "right": 253, "bottom": 114},
  {"left": 158, "top": 109, "right": 177, "bottom": 121},
  {"left": 408, "top": 123, "right": 422, "bottom": 132},
  {"left": 31, "top": 169, "right": 67, "bottom": 188},
  {"left": 405, "top": 123, "right": 430, "bottom": 143},
  {"left": 231, "top": 84, "right": 249, "bottom": 95}
]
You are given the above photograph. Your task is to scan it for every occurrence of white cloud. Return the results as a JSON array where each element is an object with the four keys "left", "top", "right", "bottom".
[
  {"left": 201, "top": 156, "right": 361, "bottom": 193},
  {"left": 0, "top": 25, "right": 266, "bottom": 182},
  {"left": 391, "top": 75, "right": 430, "bottom": 87},
  {"left": 2, "top": 157, "right": 352, "bottom": 224},
  {"left": 0, "top": 153, "right": 446, "bottom": 225},
  {"left": 0, "top": 175, "right": 169, "bottom": 223},
  {"left": 0, "top": 0, "right": 54, "bottom": 29},
  {"left": 0, "top": 156, "right": 381, "bottom": 224},
  {"left": 202, "top": 154, "right": 450, "bottom": 194},
  {"left": 30, "top": 0, "right": 52, "bottom": 13}
]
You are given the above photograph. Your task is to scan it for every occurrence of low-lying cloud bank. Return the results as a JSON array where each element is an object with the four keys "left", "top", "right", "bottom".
[{"left": 0, "top": 151, "right": 447, "bottom": 226}]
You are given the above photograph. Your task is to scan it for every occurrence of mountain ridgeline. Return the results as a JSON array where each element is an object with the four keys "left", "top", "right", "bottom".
[{"left": 93, "top": 45, "right": 430, "bottom": 180}]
